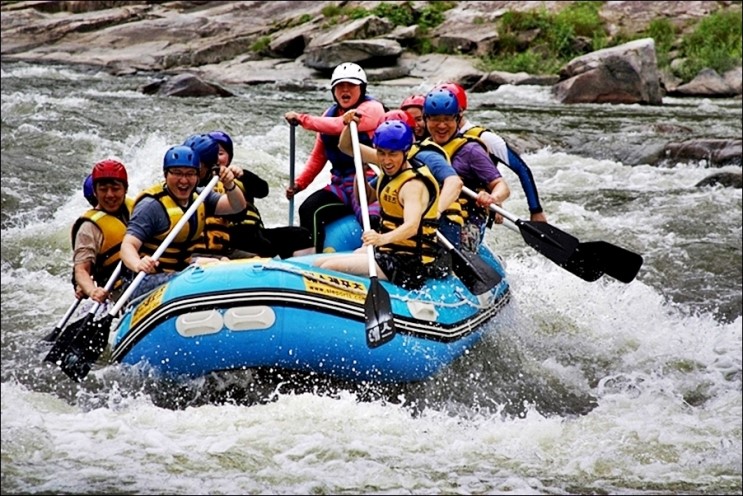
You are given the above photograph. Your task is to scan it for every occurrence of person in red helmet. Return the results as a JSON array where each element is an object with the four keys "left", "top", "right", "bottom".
[
  {"left": 400, "top": 94, "right": 427, "bottom": 140},
  {"left": 283, "top": 62, "right": 386, "bottom": 252},
  {"left": 71, "top": 158, "right": 134, "bottom": 303},
  {"left": 436, "top": 82, "right": 547, "bottom": 222}
]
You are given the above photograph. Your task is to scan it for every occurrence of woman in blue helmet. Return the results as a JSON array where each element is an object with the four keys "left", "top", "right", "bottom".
[
  {"left": 119, "top": 143, "right": 246, "bottom": 299},
  {"left": 207, "top": 130, "right": 315, "bottom": 258},
  {"left": 316, "top": 117, "right": 447, "bottom": 290}
]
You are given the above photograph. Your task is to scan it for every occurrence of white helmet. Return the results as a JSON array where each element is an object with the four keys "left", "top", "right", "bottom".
[{"left": 331, "top": 62, "right": 367, "bottom": 88}]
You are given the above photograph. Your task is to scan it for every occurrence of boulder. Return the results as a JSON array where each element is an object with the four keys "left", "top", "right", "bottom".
[
  {"left": 141, "top": 72, "right": 236, "bottom": 97},
  {"left": 552, "top": 38, "right": 663, "bottom": 105}
]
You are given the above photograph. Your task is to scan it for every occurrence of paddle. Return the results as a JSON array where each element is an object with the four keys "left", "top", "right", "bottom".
[
  {"left": 288, "top": 122, "right": 296, "bottom": 226},
  {"left": 41, "top": 261, "right": 123, "bottom": 344},
  {"left": 436, "top": 231, "right": 501, "bottom": 294},
  {"left": 349, "top": 120, "right": 396, "bottom": 348},
  {"left": 45, "top": 173, "right": 223, "bottom": 382},
  {"left": 40, "top": 299, "right": 82, "bottom": 343},
  {"left": 461, "top": 186, "right": 642, "bottom": 283}
]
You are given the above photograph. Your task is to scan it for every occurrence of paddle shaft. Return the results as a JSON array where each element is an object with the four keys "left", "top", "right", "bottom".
[
  {"left": 461, "top": 185, "right": 642, "bottom": 283},
  {"left": 81, "top": 260, "right": 124, "bottom": 318},
  {"left": 349, "top": 121, "right": 378, "bottom": 278},
  {"left": 109, "top": 174, "right": 221, "bottom": 317},
  {"left": 50, "top": 299, "right": 82, "bottom": 336},
  {"left": 289, "top": 123, "right": 296, "bottom": 226}
]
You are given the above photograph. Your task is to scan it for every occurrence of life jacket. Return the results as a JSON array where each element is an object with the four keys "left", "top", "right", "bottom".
[
  {"left": 70, "top": 197, "right": 134, "bottom": 289},
  {"left": 190, "top": 178, "right": 249, "bottom": 257},
  {"left": 409, "top": 138, "right": 463, "bottom": 227},
  {"left": 377, "top": 164, "right": 440, "bottom": 266},
  {"left": 441, "top": 134, "right": 496, "bottom": 226},
  {"left": 320, "top": 96, "right": 376, "bottom": 178},
  {"left": 135, "top": 183, "right": 207, "bottom": 272},
  {"left": 463, "top": 125, "right": 505, "bottom": 167}
]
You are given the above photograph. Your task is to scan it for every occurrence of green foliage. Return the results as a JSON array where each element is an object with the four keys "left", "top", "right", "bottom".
[
  {"left": 321, "top": 5, "right": 342, "bottom": 18},
  {"left": 370, "top": 1, "right": 454, "bottom": 33},
  {"left": 250, "top": 36, "right": 271, "bottom": 54},
  {"left": 643, "top": 18, "right": 677, "bottom": 67},
  {"left": 483, "top": 1, "right": 606, "bottom": 75},
  {"left": 372, "top": 2, "right": 415, "bottom": 26},
  {"left": 676, "top": 8, "right": 742, "bottom": 80}
]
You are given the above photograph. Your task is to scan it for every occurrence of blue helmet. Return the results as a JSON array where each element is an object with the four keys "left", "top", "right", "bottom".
[
  {"left": 423, "top": 88, "right": 460, "bottom": 116},
  {"left": 163, "top": 145, "right": 200, "bottom": 170},
  {"left": 182, "top": 133, "right": 218, "bottom": 166},
  {"left": 372, "top": 119, "right": 414, "bottom": 152},
  {"left": 82, "top": 174, "right": 96, "bottom": 207},
  {"left": 208, "top": 130, "right": 233, "bottom": 165}
]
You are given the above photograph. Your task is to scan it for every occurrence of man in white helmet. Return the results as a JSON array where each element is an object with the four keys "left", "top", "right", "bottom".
[{"left": 284, "top": 62, "right": 385, "bottom": 252}]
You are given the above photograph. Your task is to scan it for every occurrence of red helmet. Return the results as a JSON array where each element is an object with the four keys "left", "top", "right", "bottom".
[
  {"left": 435, "top": 82, "right": 467, "bottom": 111},
  {"left": 377, "top": 109, "right": 415, "bottom": 129},
  {"left": 91, "top": 159, "right": 128, "bottom": 187},
  {"left": 400, "top": 94, "right": 425, "bottom": 110}
]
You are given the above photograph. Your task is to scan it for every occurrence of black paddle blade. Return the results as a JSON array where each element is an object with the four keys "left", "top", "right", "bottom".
[
  {"left": 582, "top": 241, "right": 644, "bottom": 283},
  {"left": 560, "top": 245, "right": 604, "bottom": 282},
  {"left": 516, "top": 219, "right": 580, "bottom": 265},
  {"left": 44, "top": 314, "right": 113, "bottom": 382},
  {"left": 40, "top": 325, "right": 64, "bottom": 343},
  {"left": 450, "top": 246, "right": 502, "bottom": 295},
  {"left": 364, "top": 278, "right": 395, "bottom": 348}
]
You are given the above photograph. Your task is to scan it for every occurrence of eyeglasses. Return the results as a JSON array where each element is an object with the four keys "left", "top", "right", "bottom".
[
  {"left": 426, "top": 115, "right": 458, "bottom": 124},
  {"left": 168, "top": 170, "right": 199, "bottom": 179}
]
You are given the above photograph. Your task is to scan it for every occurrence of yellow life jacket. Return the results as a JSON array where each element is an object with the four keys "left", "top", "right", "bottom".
[
  {"left": 189, "top": 179, "right": 242, "bottom": 257},
  {"left": 409, "top": 138, "right": 464, "bottom": 227},
  {"left": 70, "top": 197, "right": 134, "bottom": 288},
  {"left": 440, "top": 134, "right": 494, "bottom": 222},
  {"left": 463, "top": 125, "right": 505, "bottom": 166},
  {"left": 135, "top": 183, "right": 207, "bottom": 272},
  {"left": 227, "top": 179, "right": 264, "bottom": 229},
  {"left": 377, "top": 164, "right": 440, "bottom": 265}
]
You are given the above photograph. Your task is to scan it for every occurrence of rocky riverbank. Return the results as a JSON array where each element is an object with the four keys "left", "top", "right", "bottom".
[
  {"left": 2, "top": 0, "right": 741, "bottom": 177},
  {"left": 1, "top": 1, "right": 740, "bottom": 95}
]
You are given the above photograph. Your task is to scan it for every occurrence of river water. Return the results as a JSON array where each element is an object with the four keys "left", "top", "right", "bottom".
[{"left": 1, "top": 61, "right": 741, "bottom": 495}]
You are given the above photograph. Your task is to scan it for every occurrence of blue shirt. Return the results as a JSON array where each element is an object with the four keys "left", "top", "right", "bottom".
[{"left": 127, "top": 188, "right": 221, "bottom": 242}]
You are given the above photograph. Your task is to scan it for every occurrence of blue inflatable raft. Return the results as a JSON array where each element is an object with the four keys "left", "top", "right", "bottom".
[{"left": 109, "top": 216, "right": 510, "bottom": 384}]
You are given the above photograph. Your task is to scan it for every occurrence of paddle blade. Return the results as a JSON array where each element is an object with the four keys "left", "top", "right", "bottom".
[
  {"left": 450, "top": 246, "right": 502, "bottom": 295},
  {"left": 44, "top": 314, "right": 113, "bottom": 382},
  {"left": 40, "top": 325, "right": 64, "bottom": 343},
  {"left": 364, "top": 278, "right": 395, "bottom": 348},
  {"left": 560, "top": 245, "right": 605, "bottom": 282},
  {"left": 516, "top": 219, "right": 580, "bottom": 264},
  {"left": 582, "top": 241, "right": 644, "bottom": 283}
]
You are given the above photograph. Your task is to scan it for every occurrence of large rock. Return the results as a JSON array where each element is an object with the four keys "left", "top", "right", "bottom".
[
  {"left": 552, "top": 38, "right": 663, "bottom": 105},
  {"left": 673, "top": 68, "right": 741, "bottom": 97}
]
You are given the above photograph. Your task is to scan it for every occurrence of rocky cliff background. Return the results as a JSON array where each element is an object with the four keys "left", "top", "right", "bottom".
[{"left": 2, "top": 1, "right": 741, "bottom": 100}]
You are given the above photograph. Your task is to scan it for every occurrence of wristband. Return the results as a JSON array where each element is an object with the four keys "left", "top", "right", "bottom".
[{"left": 225, "top": 183, "right": 237, "bottom": 192}]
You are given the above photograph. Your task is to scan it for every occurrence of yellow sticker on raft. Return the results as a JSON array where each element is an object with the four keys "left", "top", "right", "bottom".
[
  {"left": 130, "top": 284, "right": 167, "bottom": 329},
  {"left": 303, "top": 271, "right": 366, "bottom": 303}
]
